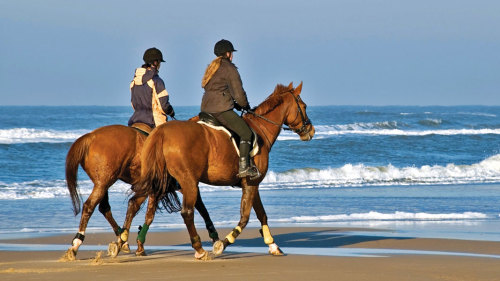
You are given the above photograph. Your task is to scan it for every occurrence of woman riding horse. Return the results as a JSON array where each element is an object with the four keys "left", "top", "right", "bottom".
[
  {"left": 129, "top": 47, "right": 175, "bottom": 133},
  {"left": 63, "top": 48, "right": 218, "bottom": 261},
  {"left": 201, "top": 39, "right": 259, "bottom": 178},
  {"left": 133, "top": 81, "right": 314, "bottom": 260}
]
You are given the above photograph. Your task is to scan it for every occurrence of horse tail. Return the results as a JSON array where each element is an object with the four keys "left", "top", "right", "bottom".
[
  {"left": 66, "top": 133, "right": 93, "bottom": 216},
  {"left": 134, "top": 128, "right": 181, "bottom": 213}
]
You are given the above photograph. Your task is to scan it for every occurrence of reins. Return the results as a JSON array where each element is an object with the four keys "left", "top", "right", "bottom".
[
  {"left": 244, "top": 91, "right": 311, "bottom": 134},
  {"left": 245, "top": 109, "right": 284, "bottom": 129}
]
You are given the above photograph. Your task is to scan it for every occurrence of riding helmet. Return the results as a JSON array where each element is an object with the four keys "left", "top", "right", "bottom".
[
  {"left": 143, "top": 47, "right": 166, "bottom": 64},
  {"left": 214, "top": 39, "right": 237, "bottom": 56}
]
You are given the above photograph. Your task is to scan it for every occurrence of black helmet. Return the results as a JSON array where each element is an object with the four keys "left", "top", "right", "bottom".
[
  {"left": 214, "top": 39, "right": 237, "bottom": 56},
  {"left": 143, "top": 47, "right": 165, "bottom": 64}
]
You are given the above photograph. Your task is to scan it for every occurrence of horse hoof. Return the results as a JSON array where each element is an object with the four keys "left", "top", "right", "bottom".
[
  {"left": 268, "top": 243, "right": 284, "bottom": 256},
  {"left": 107, "top": 242, "right": 120, "bottom": 258},
  {"left": 135, "top": 250, "right": 147, "bottom": 257},
  {"left": 121, "top": 242, "right": 130, "bottom": 253},
  {"left": 60, "top": 248, "right": 76, "bottom": 262},
  {"left": 195, "top": 250, "right": 211, "bottom": 261},
  {"left": 212, "top": 240, "right": 224, "bottom": 256}
]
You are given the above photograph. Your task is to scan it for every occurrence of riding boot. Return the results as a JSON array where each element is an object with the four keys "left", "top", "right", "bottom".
[{"left": 238, "top": 141, "right": 259, "bottom": 178}]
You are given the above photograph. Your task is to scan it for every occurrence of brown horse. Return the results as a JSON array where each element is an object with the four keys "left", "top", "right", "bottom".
[
  {"left": 133, "top": 82, "right": 314, "bottom": 260},
  {"left": 63, "top": 124, "right": 219, "bottom": 260}
]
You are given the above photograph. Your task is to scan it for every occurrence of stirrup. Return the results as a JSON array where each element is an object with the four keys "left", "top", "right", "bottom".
[{"left": 238, "top": 166, "right": 260, "bottom": 179}]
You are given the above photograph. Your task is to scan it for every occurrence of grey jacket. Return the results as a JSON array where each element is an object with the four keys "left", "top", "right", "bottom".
[{"left": 201, "top": 58, "right": 249, "bottom": 113}]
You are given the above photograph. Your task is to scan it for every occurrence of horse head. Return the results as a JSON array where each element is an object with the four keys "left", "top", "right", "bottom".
[{"left": 284, "top": 82, "right": 315, "bottom": 141}]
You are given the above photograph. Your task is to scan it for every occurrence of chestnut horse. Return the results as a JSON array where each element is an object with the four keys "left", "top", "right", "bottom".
[
  {"left": 133, "top": 82, "right": 314, "bottom": 260},
  {"left": 63, "top": 124, "right": 219, "bottom": 260}
]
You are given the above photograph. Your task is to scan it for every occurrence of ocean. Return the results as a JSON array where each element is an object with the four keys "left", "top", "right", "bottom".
[{"left": 1, "top": 105, "right": 500, "bottom": 242}]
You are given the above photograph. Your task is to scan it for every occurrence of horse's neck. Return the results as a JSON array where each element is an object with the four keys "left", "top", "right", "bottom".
[{"left": 247, "top": 105, "right": 286, "bottom": 150}]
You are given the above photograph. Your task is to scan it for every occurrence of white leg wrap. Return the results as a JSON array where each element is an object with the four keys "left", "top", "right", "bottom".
[
  {"left": 268, "top": 243, "right": 279, "bottom": 254},
  {"left": 71, "top": 231, "right": 84, "bottom": 250},
  {"left": 71, "top": 238, "right": 83, "bottom": 250}
]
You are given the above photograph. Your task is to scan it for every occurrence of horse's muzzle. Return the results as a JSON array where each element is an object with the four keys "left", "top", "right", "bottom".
[{"left": 299, "top": 124, "right": 315, "bottom": 141}]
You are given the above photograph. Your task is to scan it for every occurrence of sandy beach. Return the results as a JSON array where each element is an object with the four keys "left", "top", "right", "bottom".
[{"left": 1, "top": 227, "right": 500, "bottom": 281}]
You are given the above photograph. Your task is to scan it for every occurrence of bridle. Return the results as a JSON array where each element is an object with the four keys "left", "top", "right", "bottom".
[{"left": 246, "top": 91, "right": 312, "bottom": 136}]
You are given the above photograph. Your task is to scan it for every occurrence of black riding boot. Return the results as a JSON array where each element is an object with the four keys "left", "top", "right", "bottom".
[{"left": 238, "top": 141, "right": 259, "bottom": 178}]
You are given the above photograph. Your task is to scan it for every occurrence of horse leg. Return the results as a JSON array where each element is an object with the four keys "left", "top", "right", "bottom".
[
  {"left": 253, "top": 190, "right": 284, "bottom": 256},
  {"left": 135, "top": 194, "right": 158, "bottom": 256},
  {"left": 213, "top": 183, "right": 257, "bottom": 256},
  {"left": 108, "top": 193, "right": 147, "bottom": 258},
  {"left": 65, "top": 184, "right": 107, "bottom": 261},
  {"left": 180, "top": 184, "right": 209, "bottom": 260},
  {"left": 194, "top": 189, "right": 219, "bottom": 242},
  {"left": 98, "top": 192, "right": 124, "bottom": 239}
]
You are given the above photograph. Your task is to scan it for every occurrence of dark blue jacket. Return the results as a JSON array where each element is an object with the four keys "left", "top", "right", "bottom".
[{"left": 128, "top": 67, "right": 174, "bottom": 128}]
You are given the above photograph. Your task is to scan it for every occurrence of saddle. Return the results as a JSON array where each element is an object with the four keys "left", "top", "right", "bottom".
[
  {"left": 130, "top": 123, "right": 152, "bottom": 136},
  {"left": 197, "top": 112, "right": 259, "bottom": 157}
]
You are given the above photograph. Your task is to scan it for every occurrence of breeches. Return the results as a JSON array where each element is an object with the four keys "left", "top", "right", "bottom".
[{"left": 213, "top": 110, "right": 252, "bottom": 142}]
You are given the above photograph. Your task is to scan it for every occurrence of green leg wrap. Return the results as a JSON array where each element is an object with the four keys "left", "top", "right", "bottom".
[
  {"left": 114, "top": 226, "right": 123, "bottom": 236},
  {"left": 137, "top": 224, "right": 149, "bottom": 244}
]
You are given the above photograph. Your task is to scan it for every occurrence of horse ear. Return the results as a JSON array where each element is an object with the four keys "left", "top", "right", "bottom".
[
  {"left": 294, "top": 81, "right": 303, "bottom": 96},
  {"left": 288, "top": 82, "right": 293, "bottom": 90}
]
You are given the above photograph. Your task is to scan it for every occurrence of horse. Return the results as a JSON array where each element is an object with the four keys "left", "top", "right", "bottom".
[
  {"left": 132, "top": 82, "right": 314, "bottom": 260},
  {"left": 63, "top": 124, "right": 219, "bottom": 261}
]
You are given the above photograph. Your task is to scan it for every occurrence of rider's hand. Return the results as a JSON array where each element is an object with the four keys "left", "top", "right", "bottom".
[{"left": 233, "top": 103, "right": 243, "bottom": 111}]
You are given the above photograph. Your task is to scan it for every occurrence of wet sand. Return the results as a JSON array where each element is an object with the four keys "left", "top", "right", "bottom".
[{"left": 1, "top": 227, "right": 500, "bottom": 281}]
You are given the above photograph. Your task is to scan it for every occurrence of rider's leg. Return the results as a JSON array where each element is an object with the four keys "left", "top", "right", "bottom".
[{"left": 214, "top": 110, "right": 258, "bottom": 178}]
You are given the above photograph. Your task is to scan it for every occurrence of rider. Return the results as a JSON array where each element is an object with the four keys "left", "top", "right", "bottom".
[
  {"left": 128, "top": 47, "right": 175, "bottom": 132},
  {"left": 201, "top": 39, "right": 259, "bottom": 179}
]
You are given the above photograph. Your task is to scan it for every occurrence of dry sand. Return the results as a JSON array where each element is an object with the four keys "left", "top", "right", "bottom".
[{"left": 1, "top": 227, "right": 500, "bottom": 281}]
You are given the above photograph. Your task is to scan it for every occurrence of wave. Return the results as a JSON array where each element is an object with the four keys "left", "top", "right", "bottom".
[
  {"left": 2, "top": 155, "right": 500, "bottom": 199},
  {"left": 418, "top": 118, "right": 442, "bottom": 126},
  {"left": 457, "top": 112, "right": 497, "bottom": 117},
  {"left": 277, "top": 124, "right": 500, "bottom": 140},
  {"left": 274, "top": 211, "right": 488, "bottom": 223},
  {"left": 0, "top": 179, "right": 131, "bottom": 200},
  {"left": 3, "top": 124, "right": 500, "bottom": 144},
  {"left": 0, "top": 128, "right": 88, "bottom": 144},
  {"left": 261, "top": 154, "right": 500, "bottom": 188}
]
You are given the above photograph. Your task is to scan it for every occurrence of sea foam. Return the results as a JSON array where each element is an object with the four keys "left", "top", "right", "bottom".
[
  {"left": 0, "top": 128, "right": 88, "bottom": 144},
  {"left": 277, "top": 124, "right": 500, "bottom": 140},
  {"left": 2, "top": 155, "right": 500, "bottom": 199},
  {"left": 282, "top": 211, "right": 488, "bottom": 223},
  {"left": 261, "top": 154, "right": 500, "bottom": 188}
]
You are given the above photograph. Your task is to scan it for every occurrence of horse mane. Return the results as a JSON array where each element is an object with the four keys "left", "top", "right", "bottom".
[{"left": 253, "top": 84, "right": 292, "bottom": 116}]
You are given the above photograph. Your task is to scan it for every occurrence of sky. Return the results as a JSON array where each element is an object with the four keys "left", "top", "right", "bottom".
[{"left": 1, "top": 0, "right": 499, "bottom": 106}]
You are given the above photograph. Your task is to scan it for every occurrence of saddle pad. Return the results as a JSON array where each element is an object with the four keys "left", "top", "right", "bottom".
[{"left": 197, "top": 121, "right": 259, "bottom": 157}]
